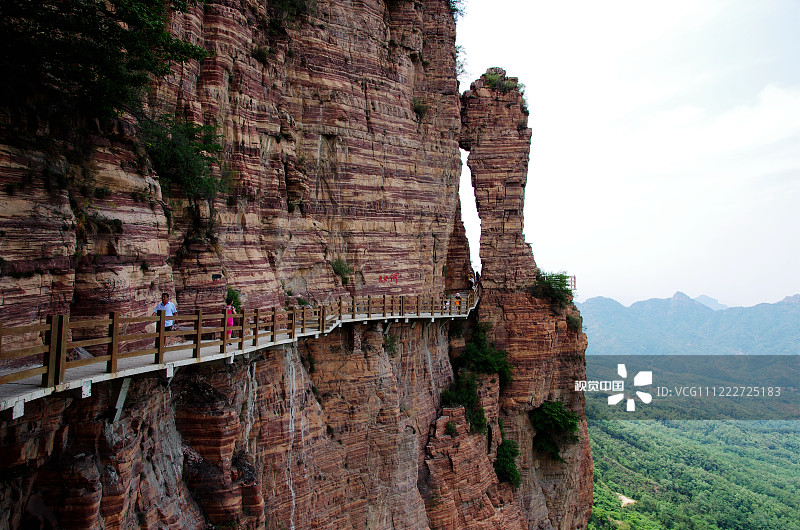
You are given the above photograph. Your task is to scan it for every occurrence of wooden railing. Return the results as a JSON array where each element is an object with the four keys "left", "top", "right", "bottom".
[{"left": 0, "top": 290, "right": 477, "bottom": 395}]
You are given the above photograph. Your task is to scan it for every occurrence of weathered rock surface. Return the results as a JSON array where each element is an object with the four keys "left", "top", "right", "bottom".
[
  {"left": 1, "top": 0, "right": 462, "bottom": 327},
  {"left": 461, "top": 69, "right": 593, "bottom": 529},
  {"left": 0, "top": 3, "right": 592, "bottom": 530},
  {"left": 0, "top": 321, "right": 455, "bottom": 529},
  {"left": 0, "top": 379, "right": 204, "bottom": 529},
  {"left": 460, "top": 69, "right": 537, "bottom": 290}
]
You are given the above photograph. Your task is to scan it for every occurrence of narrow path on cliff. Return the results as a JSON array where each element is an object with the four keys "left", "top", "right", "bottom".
[{"left": 0, "top": 290, "right": 479, "bottom": 418}]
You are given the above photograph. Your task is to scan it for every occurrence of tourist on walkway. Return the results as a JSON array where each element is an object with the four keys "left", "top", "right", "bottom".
[
  {"left": 153, "top": 292, "right": 177, "bottom": 331},
  {"left": 225, "top": 296, "right": 236, "bottom": 339}
]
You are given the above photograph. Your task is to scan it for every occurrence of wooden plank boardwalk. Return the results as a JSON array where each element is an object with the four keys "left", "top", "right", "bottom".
[{"left": 0, "top": 291, "right": 478, "bottom": 418}]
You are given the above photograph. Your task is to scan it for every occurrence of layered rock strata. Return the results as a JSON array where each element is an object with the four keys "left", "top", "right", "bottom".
[
  {"left": 0, "top": 2, "right": 591, "bottom": 529},
  {"left": 461, "top": 69, "right": 593, "bottom": 529},
  {"left": 0, "top": 321, "right": 454, "bottom": 529},
  {"left": 0, "top": 0, "right": 462, "bottom": 328}
]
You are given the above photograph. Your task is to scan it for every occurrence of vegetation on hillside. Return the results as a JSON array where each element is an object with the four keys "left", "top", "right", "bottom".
[
  {"left": 0, "top": 1, "right": 235, "bottom": 206},
  {"left": 226, "top": 286, "right": 242, "bottom": 312},
  {"left": 138, "top": 116, "right": 226, "bottom": 200},
  {"left": 494, "top": 421, "right": 522, "bottom": 487},
  {"left": 448, "top": 0, "right": 466, "bottom": 19},
  {"left": 589, "top": 420, "right": 800, "bottom": 530},
  {"left": 331, "top": 258, "right": 353, "bottom": 285},
  {"left": 441, "top": 322, "right": 521, "bottom": 484},
  {"left": 441, "top": 322, "right": 513, "bottom": 432},
  {"left": 578, "top": 294, "right": 800, "bottom": 356},
  {"left": 441, "top": 373, "right": 487, "bottom": 433}
]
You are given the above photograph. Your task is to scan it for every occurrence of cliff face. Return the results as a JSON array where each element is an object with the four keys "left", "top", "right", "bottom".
[
  {"left": 461, "top": 70, "right": 593, "bottom": 529},
  {"left": 0, "top": 2, "right": 590, "bottom": 529},
  {"left": 0, "top": 0, "right": 462, "bottom": 326}
]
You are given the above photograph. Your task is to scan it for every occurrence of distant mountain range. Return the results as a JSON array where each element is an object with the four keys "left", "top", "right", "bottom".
[{"left": 576, "top": 292, "right": 800, "bottom": 356}]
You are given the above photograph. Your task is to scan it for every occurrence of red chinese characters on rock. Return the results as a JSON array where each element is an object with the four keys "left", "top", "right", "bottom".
[{"left": 378, "top": 273, "right": 398, "bottom": 284}]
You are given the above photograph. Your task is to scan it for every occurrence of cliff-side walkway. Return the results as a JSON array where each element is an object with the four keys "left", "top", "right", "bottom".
[{"left": 0, "top": 291, "right": 478, "bottom": 418}]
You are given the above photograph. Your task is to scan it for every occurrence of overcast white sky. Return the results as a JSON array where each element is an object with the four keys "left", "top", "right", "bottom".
[{"left": 456, "top": 0, "right": 800, "bottom": 307}]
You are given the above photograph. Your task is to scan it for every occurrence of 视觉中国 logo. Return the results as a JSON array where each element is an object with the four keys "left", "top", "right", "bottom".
[{"left": 609, "top": 363, "right": 652, "bottom": 411}]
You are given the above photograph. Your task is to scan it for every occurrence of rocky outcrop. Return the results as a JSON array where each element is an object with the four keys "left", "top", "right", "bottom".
[
  {"left": 0, "top": 2, "right": 591, "bottom": 529},
  {"left": 461, "top": 69, "right": 593, "bottom": 529},
  {"left": 423, "top": 398, "right": 527, "bottom": 529},
  {"left": 460, "top": 69, "right": 537, "bottom": 290},
  {"left": 0, "top": 0, "right": 462, "bottom": 327},
  {"left": 0, "top": 320, "right": 456, "bottom": 529},
  {"left": 0, "top": 379, "right": 204, "bottom": 529}
]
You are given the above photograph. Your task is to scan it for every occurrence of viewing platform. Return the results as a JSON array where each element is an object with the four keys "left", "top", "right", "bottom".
[{"left": 0, "top": 290, "right": 479, "bottom": 419}]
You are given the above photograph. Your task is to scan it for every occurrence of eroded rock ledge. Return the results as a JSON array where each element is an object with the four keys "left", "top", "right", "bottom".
[{"left": 0, "top": 2, "right": 591, "bottom": 528}]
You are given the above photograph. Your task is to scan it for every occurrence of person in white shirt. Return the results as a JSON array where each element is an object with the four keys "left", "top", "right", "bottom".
[{"left": 153, "top": 292, "right": 177, "bottom": 330}]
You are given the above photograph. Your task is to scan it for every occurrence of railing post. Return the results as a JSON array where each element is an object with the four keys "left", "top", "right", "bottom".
[
  {"left": 157, "top": 310, "right": 166, "bottom": 364},
  {"left": 194, "top": 309, "right": 203, "bottom": 358},
  {"left": 237, "top": 311, "right": 244, "bottom": 349},
  {"left": 253, "top": 308, "right": 261, "bottom": 346},
  {"left": 290, "top": 308, "right": 297, "bottom": 340},
  {"left": 352, "top": 295, "right": 357, "bottom": 320},
  {"left": 320, "top": 306, "right": 326, "bottom": 332},
  {"left": 339, "top": 296, "right": 343, "bottom": 321},
  {"left": 431, "top": 295, "right": 435, "bottom": 316},
  {"left": 42, "top": 315, "right": 59, "bottom": 387},
  {"left": 417, "top": 294, "right": 421, "bottom": 316},
  {"left": 56, "top": 314, "right": 69, "bottom": 385},
  {"left": 400, "top": 295, "right": 405, "bottom": 317},
  {"left": 450, "top": 296, "right": 454, "bottom": 316},
  {"left": 383, "top": 294, "right": 387, "bottom": 317},
  {"left": 271, "top": 307, "right": 278, "bottom": 343},
  {"left": 301, "top": 307, "right": 307, "bottom": 334},
  {"left": 107, "top": 311, "right": 119, "bottom": 373},
  {"left": 367, "top": 295, "right": 372, "bottom": 318}
]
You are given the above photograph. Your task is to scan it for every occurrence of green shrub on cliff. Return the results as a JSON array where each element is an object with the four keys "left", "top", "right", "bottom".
[
  {"left": 494, "top": 420, "right": 522, "bottom": 487},
  {"left": 331, "top": 258, "right": 353, "bottom": 284},
  {"left": 528, "top": 271, "right": 573, "bottom": 311},
  {"left": 484, "top": 72, "right": 521, "bottom": 93},
  {"left": 441, "top": 373, "right": 487, "bottom": 433},
  {"left": 529, "top": 401, "right": 580, "bottom": 462},
  {"left": 226, "top": 286, "right": 242, "bottom": 312},
  {"left": 0, "top": 0, "right": 206, "bottom": 119},
  {"left": 412, "top": 98, "right": 429, "bottom": 120},
  {"left": 566, "top": 313, "right": 583, "bottom": 333},
  {"left": 494, "top": 438, "right": 522, "bottom": 488},
  {"left": 459, "top": 322, "right": 512, "bottom": 389},
  {"left": 448, "top": 0, "right": 465, "bottom": 19},
  {"left": 138, "top": 115, "right": 225, "bottom": 200}
]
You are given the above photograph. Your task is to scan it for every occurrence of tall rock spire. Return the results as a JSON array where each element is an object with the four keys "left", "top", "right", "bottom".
[{"left": 460, "top": 68, "right": 537, "bottom": 289}]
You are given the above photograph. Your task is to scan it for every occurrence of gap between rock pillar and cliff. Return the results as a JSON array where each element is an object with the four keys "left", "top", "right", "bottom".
[{"left": 460, "top": 67, "right": 594, "bottom": 529}]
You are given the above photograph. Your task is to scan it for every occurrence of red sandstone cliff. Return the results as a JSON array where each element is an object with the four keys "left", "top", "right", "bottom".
[
  {"left": 0, "top": 2, "right": 590, "bottom": 529},
  {"left": 461, "top": 69, "right": 593, "bottom": 529}
]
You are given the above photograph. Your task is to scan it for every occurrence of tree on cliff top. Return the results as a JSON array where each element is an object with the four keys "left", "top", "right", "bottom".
[{"left": 0, "top": 0, "right": 206, "bottom": 119}]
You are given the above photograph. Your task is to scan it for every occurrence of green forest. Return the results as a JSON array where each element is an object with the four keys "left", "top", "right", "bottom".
[{"left": 588, "top": 420, "right": 800, "bottom": 530}]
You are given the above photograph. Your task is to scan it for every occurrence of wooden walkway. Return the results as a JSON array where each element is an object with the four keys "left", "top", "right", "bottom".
[{"left": 0, "top": 291, "right": 478, "bottom": 419}]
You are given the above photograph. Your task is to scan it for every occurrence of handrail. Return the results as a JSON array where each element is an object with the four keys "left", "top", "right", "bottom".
[{"left": 0, "top": 289, "right": 479, "bottom": 417}]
